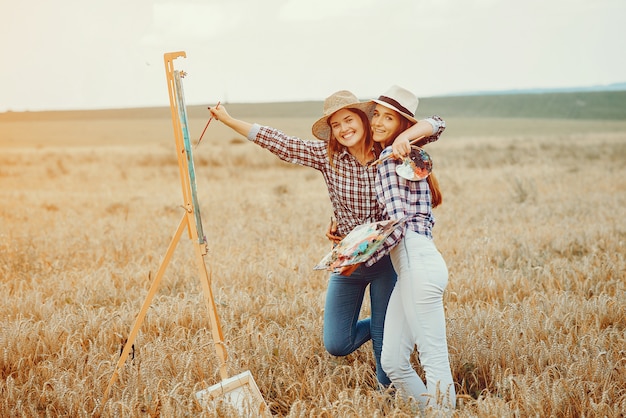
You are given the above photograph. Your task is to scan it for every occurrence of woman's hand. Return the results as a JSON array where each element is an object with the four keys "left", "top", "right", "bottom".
[
  {"left": 208, "top": 103, "right": 230, "bottom": 122},
  {"left": 391, "top": 134, "right": 411, "bottom": 158},
  {"left": 207, "top": 104, "right": 253, "bottom": 137},
  {"left": 392, "top": 119, "right": 437, "bottom": 158},
  {"left": 326, "top": 217, "right": 342, "bottom": 245},
  {"left": 339, "top": 263, "right": 360, "bottom": 276}
]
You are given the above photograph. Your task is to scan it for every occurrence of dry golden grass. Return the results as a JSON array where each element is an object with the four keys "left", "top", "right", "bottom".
[{"left": 1, "top": 109, "right": 625, "bottom": 417}]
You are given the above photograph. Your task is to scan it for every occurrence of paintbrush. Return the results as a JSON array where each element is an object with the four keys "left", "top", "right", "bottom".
[{"left": 195, "top": 101, "right": 220, "bottom": 148}]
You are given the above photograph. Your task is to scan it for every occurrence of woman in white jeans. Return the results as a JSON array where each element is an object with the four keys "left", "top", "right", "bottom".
[
  {"left": 366, "top": 86, "right": 456, "bottom": 411},
  {"left": 384, "top": 231, "right": 454, "bottom": 410}
]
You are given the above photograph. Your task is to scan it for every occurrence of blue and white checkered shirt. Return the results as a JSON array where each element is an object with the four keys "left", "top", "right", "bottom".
[{"left": 365, "top": 116, "right": 446, "bottom": 267}]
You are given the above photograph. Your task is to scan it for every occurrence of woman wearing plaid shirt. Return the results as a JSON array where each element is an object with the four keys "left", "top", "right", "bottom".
[
  {"left": 363, "top": 86, "right": 456, "bottom": 412},
  {"left": 209, "top": 90, "right": 442, "bottom": 387}
]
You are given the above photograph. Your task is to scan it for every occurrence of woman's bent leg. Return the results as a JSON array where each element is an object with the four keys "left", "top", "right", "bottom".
[
  {"left": 323, "top": 258, "right": 396, "bottom": 386},
  {"left": 323, "top": 271, "right": 370, "bottom": 357}
]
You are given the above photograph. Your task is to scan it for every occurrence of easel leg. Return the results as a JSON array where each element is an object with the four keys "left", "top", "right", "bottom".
[
  {"left": 103, "top": 214, "right": 188, "bottom": 401},
  {"left": 193, "top": 242, "right": 229, "bottom": 380}
]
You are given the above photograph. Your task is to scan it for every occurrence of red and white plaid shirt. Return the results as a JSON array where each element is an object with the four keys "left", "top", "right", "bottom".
[{"left": 249, "top": 124, "right": 381, "bottom": 237}]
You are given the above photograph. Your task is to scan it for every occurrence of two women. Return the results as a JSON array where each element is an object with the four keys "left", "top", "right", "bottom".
[{"left": 208, "top": 87, "right": 456, "bottom": 411}]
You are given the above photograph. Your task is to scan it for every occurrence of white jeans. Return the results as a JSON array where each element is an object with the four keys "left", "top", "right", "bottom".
[{"left": 381, "top": 230, "right": 456, "bottom": 411}]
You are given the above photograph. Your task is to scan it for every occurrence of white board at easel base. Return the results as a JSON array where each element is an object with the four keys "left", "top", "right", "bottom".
[{"left": 196, "top": 370, "right": 270, "bottom": 416}]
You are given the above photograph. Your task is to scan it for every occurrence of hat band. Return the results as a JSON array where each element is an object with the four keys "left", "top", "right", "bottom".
[{"left": 377, "top": 95, "right": 414, "bottom": 117}]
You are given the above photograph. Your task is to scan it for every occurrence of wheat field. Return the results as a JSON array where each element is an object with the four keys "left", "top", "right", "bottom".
[{"left": 1, "top": 109, "right": 625, "bottom": 417}]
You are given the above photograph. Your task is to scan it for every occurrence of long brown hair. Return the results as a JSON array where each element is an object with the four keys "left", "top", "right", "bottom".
[
  {"left": 327, "top": 108, "right": 373, "bottom": 169},
  {"left": 427, "top": 172, "right": 442, "bottom": 208}
]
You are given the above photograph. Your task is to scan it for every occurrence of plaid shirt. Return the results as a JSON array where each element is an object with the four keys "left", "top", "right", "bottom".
[
  {"left": 365, "top": 116, "right": 446, "bottom": 267},
  {"left": 248, "top": 124, "right": 382, "bottom": 237}
]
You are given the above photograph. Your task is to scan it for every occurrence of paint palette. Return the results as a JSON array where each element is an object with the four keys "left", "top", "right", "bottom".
[
  {"left": 396, "top": 146, "right": 432, "bottom": 181},
  {"left": 314, "top": 218, "right": 406, "bottom": 271}
]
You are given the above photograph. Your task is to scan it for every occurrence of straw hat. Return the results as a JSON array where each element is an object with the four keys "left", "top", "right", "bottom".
[
  {"left": 311, "top": 90, "right": 375, "bottom": 141},
  {"left": 371, "top": 85, "right": 419, "bottom": 124}
]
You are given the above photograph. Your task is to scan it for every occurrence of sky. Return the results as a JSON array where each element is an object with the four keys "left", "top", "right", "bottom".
[{"left": 1, "top": 0, "right": 625, "bottom": 112}]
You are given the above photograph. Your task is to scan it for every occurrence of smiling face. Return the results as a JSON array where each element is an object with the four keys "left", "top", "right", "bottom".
[
  {"left": 371, "top": 104, "right": 405, "bottom": 147},
  {"left": 328, "top": 108, "right": 367, "bottom": 149}
]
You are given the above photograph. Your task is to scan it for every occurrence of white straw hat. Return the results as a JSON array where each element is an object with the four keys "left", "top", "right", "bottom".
[
  {"left": 311, "top": 90, "right": 375, "bottom": 141},
  {"left": 371, "top": 85, "right": 419, "bottom": 124}
]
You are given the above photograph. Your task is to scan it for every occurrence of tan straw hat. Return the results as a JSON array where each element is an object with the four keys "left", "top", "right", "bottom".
[
  {"left": 371, "top": 85, "right": 419, "bottom": 124},
  {"left": 311, "top": 90, "right": 375, "bottom": 141}
]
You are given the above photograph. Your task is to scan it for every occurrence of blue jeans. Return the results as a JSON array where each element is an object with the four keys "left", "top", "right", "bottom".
[{"left": 323, "top": 254, "right": 397, "bottom": 386}]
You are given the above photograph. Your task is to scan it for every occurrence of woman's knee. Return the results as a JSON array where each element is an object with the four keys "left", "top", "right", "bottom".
[
  {"left": 381, "top": 349, "right": 406, "bottom": 378},
  {"left": 323, "top": 338, "right": 352, "bottom": 357}
]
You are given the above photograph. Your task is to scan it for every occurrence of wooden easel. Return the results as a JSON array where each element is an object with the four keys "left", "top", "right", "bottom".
[{"left": 103, "top": 52, "right": 267, "bottom": 416}]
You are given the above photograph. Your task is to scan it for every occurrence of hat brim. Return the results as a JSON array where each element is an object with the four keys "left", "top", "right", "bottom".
[
  {"left": 371, "top": 99, "right": 418, "bottom": 124},
  {"left": 311, "top": 102, "right": 376, "bottom": 141}
]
